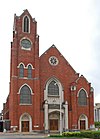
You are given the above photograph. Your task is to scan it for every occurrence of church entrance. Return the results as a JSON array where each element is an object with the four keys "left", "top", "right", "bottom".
[
  {"left": 22, "top": 121, "right": 29, "bottom": 132},
  {"left": 78, "top": 114, "right": 88, "bottom": 130},
  {"left": 20, "top": 113, "right": 32, "bottom": 132},
  {"left": 80, "top": 120, "right": 85, "bottom": 130},
  {"left": 50, "top": 119, "right": 58, "bottom": 130},
  {"left": 49, "top": 112, "right": 59, "bottom": 131}
]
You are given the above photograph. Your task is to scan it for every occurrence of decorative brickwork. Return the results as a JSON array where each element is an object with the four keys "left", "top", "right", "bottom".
[{"left": 3, "top": 9, "right": 94, "bottom": 132}]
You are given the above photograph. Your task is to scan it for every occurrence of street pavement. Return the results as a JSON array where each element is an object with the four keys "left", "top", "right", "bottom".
[
  {"left": 0, "top": 132, "right": 92, "bottom": 139},
  {"left": 0, "top": 132, "right": 47, "bottom": 138}
]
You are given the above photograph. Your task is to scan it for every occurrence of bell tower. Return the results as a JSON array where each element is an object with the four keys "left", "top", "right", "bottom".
[{"left": 9, "top": 10, "right": 40, "bottom": 131}]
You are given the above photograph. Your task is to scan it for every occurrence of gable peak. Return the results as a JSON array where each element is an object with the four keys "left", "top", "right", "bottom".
[
  {"left": 51, "top": 44, "right": 56, "bottom": 47},
  {"left": 23, "top": 9, "right": 30, "bottom": 14},
  {"left": 19, "top": 9, "right": 33, "bottom": 19}
]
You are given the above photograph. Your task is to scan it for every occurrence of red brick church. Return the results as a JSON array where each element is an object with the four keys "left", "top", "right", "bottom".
[{"left": 3, "top": 9, "right": 94, "bottom": 132}]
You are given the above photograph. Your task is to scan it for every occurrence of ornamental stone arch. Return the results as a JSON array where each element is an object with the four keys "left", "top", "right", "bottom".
[
  {"left": 77, "top": 88, "right": 88, "bottom": 97},
  {"left": 18, "top": 83, "right": 33, "bottom": 95},
  {"left": 44, "top": 77, "right": 64, "bottom": 101},
  {"left": 17, "top": 62, "right": 25, "bottom": 68},
  {"left": 43, "top": 77, "right": 68, "bottom": 132},
  {"left": 26, "top": 63, "right": 34, "bottom": 69},
  {"left": 77, "top": 88, "right": 88, "bottom": 106},
  {"left": 45, "top": 77, "right": 63, "bottom": 89},
  {"left": 78, "top": 114, "right": 88, "bottom": 130},
  {"left": 19, "top": 113, "right": 32, "bottom": 132}
]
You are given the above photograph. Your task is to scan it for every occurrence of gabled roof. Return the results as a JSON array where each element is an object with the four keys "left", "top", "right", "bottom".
[
  {"left": 40, "top": 44, "right": 61, "bottom": 57},
  {"left": 75, "top": 74, "right": 90, "bottom": 84},
  {"left": 15, "top": 9, "right": 36, "bottom": 22},
  {"left": 40, "top": 44, "right": 77, "bottom": 73},
  {"left": 20, "top": 9, "right": 31, "bottom": 17}
]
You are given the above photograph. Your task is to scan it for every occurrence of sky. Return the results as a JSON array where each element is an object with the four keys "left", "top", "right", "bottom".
[{"left": 0, "top": 0, "right": 100, "bottom": 111}]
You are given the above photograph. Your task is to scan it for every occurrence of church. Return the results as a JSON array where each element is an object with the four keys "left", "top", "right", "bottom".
[{"left": 3, "top": 9, "right": 94, "bottom": 133}]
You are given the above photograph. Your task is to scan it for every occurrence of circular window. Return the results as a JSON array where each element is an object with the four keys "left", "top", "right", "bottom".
[
  {"left": 49, "top": 56, "right": 59, "bottom": 66},
  {"left": 21, "top": 39, "right": 31, "bottom": 49}
]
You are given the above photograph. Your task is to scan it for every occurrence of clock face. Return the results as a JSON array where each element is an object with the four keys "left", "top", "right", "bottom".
[{"left": 21, "top": 39, "right": 31, "bottom": 49}]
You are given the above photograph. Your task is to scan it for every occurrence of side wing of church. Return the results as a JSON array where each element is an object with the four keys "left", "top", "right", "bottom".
[{"left": 2, "top": 10, "right": 94, "bottom": 132}]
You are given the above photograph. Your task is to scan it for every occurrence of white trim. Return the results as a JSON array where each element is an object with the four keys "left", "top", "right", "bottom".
[
  {"left": 77, "top": 88, "right": 88, "bottom": 97},
  {"left": 26, "top": 63, "right": 34, "bottom": 69},
  {"left": 17, "top": 62, "right": 25, "bottom": 68},
  {"left": 49, "top": 56, "right": 59, "bottom": 66},
  {"left": 49, "top": 109, "right": 64, "bottom": 114},
  {"left": 19, "top": 77, "right": 28, "bottom": 79},
  {"left": 19, "top": 104, "right": 33, "bottom": 105},
  {"left": 17, "top": 62, "right": 34, "bottom": 69},
  {"left": 44, "top": 77, "right": 64, "bottom": 101},
  {"left": 18, "top": 83, "right": 33, "bottom": 95},
  {"left": 78, "top": 114, "right": 88, "bottom": 130},
  {"left": 21, "top": 47, "right": 31, "bottom": 51},
  {"left": 44, "top": 77, "right": 65, "bottom": 132},
  {"left": 20, "top": 37, "right": 32, "bottom": 51},
  {"left": 19, "top": 113, "right": 32, "bottom": 132},
  {"left": 12, "top": 76, "right": 17, "bottom": 78}
]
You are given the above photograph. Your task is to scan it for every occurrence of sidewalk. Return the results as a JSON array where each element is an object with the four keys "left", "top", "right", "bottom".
[
  {"left": 0, "top": 132, "right": 49, "bottom": 138},
  {"left": 0, "top": 132, "right": 92, "bottom": 139}
]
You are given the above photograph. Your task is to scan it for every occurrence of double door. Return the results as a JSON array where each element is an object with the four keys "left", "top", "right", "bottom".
[
  {"left": 50, "top": 119, "right": 58, "bottom": 130},
  {"left": 80, "top": 120, "right": 85, "bottom": 130},
  {"left": 22, "top": 121, "right": 29, "bottom": 132}
]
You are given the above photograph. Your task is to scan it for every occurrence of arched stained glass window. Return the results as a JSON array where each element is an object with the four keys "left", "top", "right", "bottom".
[
  {"left": 23, "top": 16, "right": 29, "bottom": 33},
  {"left": 28, "top": 65, "right": 32, "bottom": 78},
  {"left": 48, "top": 81, "right": 59, "bottom": 96},
  {"left": 20, "top": 85, "right": 32, "bottom": 104},
  {"left": 78, "top": 89, "right": 87, "bottom": 106},
  {"left": 19, "top": 64, "right": 24, "bottom": 77}
]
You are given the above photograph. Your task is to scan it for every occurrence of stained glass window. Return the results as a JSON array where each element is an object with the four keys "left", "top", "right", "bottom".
[
  {"left": 48, "top": 81, "right": 59, "bottom": 96},
  {"left": 78, "top": 89, "right": 87, "bottom": 106},
  {"left": 28, "top": 65, "right": 32, "bottom": 78},
  {"left": 19, "top": 64, "right": 24, "bottom": 77},
  {"left": 20, "top": 85, "right": 32, "bottom": 104}
]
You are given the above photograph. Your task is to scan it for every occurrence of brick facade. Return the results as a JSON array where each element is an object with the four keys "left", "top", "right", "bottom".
[{"left": 3, "top": 9, "right": 94, "bottom": 132}]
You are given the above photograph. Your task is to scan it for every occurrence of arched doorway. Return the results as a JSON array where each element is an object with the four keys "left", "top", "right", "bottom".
[
  {"left": 78, "top": 114, "right": 88, "bottom": 130},
  {"left": 44, "top": 77, "right": 68, "bottom": 133},
  {"left": 19, "top": 113, "right": 32, "bottom": 132}
]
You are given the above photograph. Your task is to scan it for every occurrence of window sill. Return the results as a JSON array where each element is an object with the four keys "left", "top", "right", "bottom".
[
  {"left": 78, "top": 105, "right": 87, "bottom": 106},
  {"left": 19, "top": 103, "right": 32, "bottom": 105},
  {"left": 48, "top": 95, "right": 60, "bottom": 97}
]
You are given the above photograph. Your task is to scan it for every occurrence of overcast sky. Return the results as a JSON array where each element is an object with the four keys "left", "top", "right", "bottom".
[{"left": 0, "top": 0, "right": 100, "bottom": 111}]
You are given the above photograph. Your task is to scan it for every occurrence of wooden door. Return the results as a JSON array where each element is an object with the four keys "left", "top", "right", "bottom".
[
  {"left": 22, "top": 121, "right": 29, "bottom": 132},
  {"left": 50, "top": 119, "right": 58, "bottom": 130},
  {"left": 80, "top": 120, "right": 85, "bottom": 130}
]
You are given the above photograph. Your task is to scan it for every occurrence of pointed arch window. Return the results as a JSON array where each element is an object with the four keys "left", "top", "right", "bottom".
[
  {"left": 48, "top": 80, "right": 59, "bottom": 96},
  {"left": 23, "top": 16, "right": 30, "bottom": 33},
  {"left": 20, "top": 85, "right": 32, "bottom": 104},
  {"left": 19, "top": 64, "right": 24, "bottom": 77},
  {"left": 28, "top": 65, "right": 32, "bottom": 78},
  {"left": 78, "top": 89, "right": 87, "bottom": 106}
]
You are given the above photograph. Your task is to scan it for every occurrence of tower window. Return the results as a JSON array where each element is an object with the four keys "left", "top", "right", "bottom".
[
  {"left": 28, "top": 65, "right": 32, "bottom": 78},
  {"left": 48, "top": 81, "right": 59, "bottom": 96},
  {"left": 20, "top": 85, "right": 32, "bottom": 104},
  {"left": 23, "top": 16, "right": 30, "bottom": 33},
  {"left": 78, "top": 89, "right": 87, "bottom": 106},
  {"left": 19, "top": 64, "right": 24, "bottom": 77},
  {"left": 21, "top": 39, "right": 31, "bottom": 49}
]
